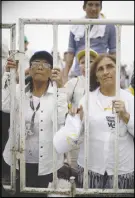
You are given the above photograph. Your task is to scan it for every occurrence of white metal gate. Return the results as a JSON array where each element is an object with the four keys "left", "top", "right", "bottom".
[
  {"left": 2, "top": 18, "right": 134, "bottom": 197},
  {"left": 2, "top": 23, "right": 17, "bottom": 194}
]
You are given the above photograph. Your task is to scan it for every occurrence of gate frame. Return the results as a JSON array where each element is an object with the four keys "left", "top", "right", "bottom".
[
  {"left": 2, "top": 23, "right": 17, "bottom": 194},
  {"left": 2, "top": 18, "right": 134, "bottom": 197},
  {"left": 18, "top": 18, "right": 134, "bottom": 197}
]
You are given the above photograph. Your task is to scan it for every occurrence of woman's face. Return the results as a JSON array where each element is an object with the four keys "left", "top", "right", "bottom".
[
  {"left": 96, "top": 57, "right": 116, "bottom": 88},
  {"left": 79, "top": 55, "right": 95, "bottom": 76},
  {"left": 29, "top": 59, "right": 52, "bottom": 83}
]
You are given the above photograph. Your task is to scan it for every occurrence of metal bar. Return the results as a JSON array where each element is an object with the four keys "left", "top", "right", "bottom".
[
  {"left": 22, "top": 187, "right": 70, "bottom": 195},
  {"left": 2, "top": 23, "right": 17, "bottom": 193},
  {"left": 15, "top": 19, "right": 133, "bottom": 196},
  {"left": 52, "top": 24, "right": 58, "bottom": 189},
  {"left": 3, "top": 185, "right": 12, "bottom": 191},
  {"left": 83, "top": 24, "right": 90, "bottom": 189},
  {"left": 18, "top": 187, "right": 134, "bottom": 195},
  {"left": 1, "top": 23, "right": 16, "bottom": 29},
  {"left": 76, "top": 188, "right": 134, "bottom": 196},
  {"left": 19, "top": 18, "right": 134, "bottom": 25},
  {"left": 70, "top": 176, "right": 76, "bottom": 197},
  {"left": 18, "top": 18, "right": 26, "bottom": 192},
  {"left": 113, "top": 25, "right": 122, "bottom": 192},
  {"left": 9, "top": 24, "right": 17, "bottom": 193}
]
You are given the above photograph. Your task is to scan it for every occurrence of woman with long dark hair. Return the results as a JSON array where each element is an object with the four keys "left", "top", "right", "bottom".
[{"left": 54, "top": 54, "right": 134, "bottom": 189}]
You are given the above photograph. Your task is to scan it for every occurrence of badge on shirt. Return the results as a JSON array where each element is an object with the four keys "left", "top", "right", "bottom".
[
  {"left": 25, "top": 122, "right": 34, "bottom": 139},
  {"left": 106, "top": 116, "right": 115, "bottom": 131}
]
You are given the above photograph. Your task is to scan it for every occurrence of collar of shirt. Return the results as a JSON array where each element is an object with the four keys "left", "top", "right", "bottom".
[{"left": 25, "top": 82, "right": 54, "bottom": 98}]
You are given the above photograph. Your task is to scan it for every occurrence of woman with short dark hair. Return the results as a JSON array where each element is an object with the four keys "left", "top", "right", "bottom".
[{"left": 2, "top": 51, "right": 68, "bottom": 196}]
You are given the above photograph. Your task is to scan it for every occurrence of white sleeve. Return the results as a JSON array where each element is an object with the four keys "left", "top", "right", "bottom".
[
  {"left": 53, "top": 114, "right": 82, "bottom": 154},
  {"left": 64, "top": 78, "right": 78, "bottom": 104},
  {"left": 53, "top": 91, "right": 85, "bottom": 154},
  {"left": 2, "top": 72, "right": 19, "bottom": 113},
  {"left": 78, "top": 95, "right": 85, "bottom": 109},
  {"left": 1, "top": 72, "right": 11, "bottom": 113},
  {"left": 57, "top": 88, "right": 68, "bottom": 125},
  {"left": 126, "top": 93, "right": 134, "bottom": 137}
]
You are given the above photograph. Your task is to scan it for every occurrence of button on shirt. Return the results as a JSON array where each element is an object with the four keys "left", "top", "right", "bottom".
[
  {"left": 2, "top": 72, "right": 68, "bottom": 175},
  {"left": 77, "top": 88, "right": 134, "bottom": 175}
]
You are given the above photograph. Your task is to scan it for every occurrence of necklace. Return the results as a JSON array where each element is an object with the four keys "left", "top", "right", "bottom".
[
  {"left": 30, "top": 94, "right": 40, "bottom": 130},
  {"left": 97, "top": 89, "right": 115, "bottom": 112}
]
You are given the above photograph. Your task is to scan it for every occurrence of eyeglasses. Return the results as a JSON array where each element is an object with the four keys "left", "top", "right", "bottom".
[{"left": 31, "top": 61, "right": 51, "bottom": 69}]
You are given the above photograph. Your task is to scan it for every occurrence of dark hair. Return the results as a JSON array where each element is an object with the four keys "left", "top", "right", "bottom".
[
  {"left": 83, "top": 1, "right": 102, "bottom": 9},
  {"left": 64, "top": 51, "right": 68, "bottom": 55},
  {"left": 90, "top": 54, "right": 116, "bottom": 92},
  {"left": 130, "top": 71, "right": 134, "bottom": 89}
]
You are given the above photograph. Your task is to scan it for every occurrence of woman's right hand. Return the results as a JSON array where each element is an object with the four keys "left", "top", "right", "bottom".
[
  {"left": 68, "top": 106, "right": 78, "bottom": 116},
  {"left": 69, "top": 105, "right": 84, "bottom": 121},
  {"left": 78, "top": 105, "right": 84, "bottom": 121},
  {"left": 6, "top": 58, "right": 18, "bottom": 72}
]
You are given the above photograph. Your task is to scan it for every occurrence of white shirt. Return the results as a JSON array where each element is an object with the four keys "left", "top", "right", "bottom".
[
  {"left": 1, "top": 39, "right": 9, "bottom": 78},
  {"left": 97, "top": 91, "right": 115, "bottom": 110},
  {"left": 70, "top": 14, "right": 106, "bottom": 41},
  {"left": 77, "top": 88, "right": 134, "bottom": 175},
  {"left": 64, "top": 75, "right": 85, "bottom": 108},
  {"left": 64, "top": 75, "right": 85, "bottom": 169},
  {"left": 25, "top": 96, "right": 40, "bottom": 163},
  {"left": 2, "top": 72, "right": 68, "bottom": 175}
]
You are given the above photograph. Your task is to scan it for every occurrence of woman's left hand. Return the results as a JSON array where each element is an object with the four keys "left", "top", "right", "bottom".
[
  {"left": 112, "top": 100, "right": 130, "bottom": 124},
  {"left": 51, "top": 68, "right": 63, "bottom": 88}
]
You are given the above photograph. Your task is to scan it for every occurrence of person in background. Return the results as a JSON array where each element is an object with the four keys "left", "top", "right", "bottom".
[
  {"left": 63, "top": 51, "right": 76, "bottom": 80},
  {"left": 1, "top": 39, "right": 9, "bottom": 78},
  {"left": 24, "top": 35, "right": 29, "bottom": 51},
  {"left": 2, "top": 50, "right": 68, "bottom": 197},
  {"left": 62, "top": 51, "right": 76, "bottom": 81},
  {"left": 64, "top": 48, "right": 98, "bottom": 180},
  {"left": 65, "top": 48, "right": 98, "bottom": 112},
  {"left": 127, "top": 71, "right": 134, "bottom": 95},
  {"left": 120, "top": 65, "right": 129, "bottom": 89},
  {"left": 63, "top": 52, "right": 68, "bottom": 63},
  {"left": 54, "top": 54, "right": 134, "bottom": 189},
  {"left": 16, "top": 36, "right": 35, "bottom": 83},
  {"left": 51, "top": 50, "right": 64, "bottom": 70},
  {"left": 63, "top": 0, "right": 116, "bottom": 83},
  {"left": 1, "top": 39, "right": 11, "bottom": 196},
  {"left": 24, "top": 36, "right": 35, "bottom": 76}
]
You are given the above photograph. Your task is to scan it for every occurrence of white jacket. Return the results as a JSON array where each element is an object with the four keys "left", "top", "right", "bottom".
[
  {"left": 64, "top": 75, "right": 85, "bottom": 169},
  {"left": 54, "top": 88, "right": 134, "bottom": 175},
  {"left": 1, "top": 39, "right": 9, "bottom": 78},
  {"left": 64, "top": 75, "right": 85, "bottom": 108},
  {"left": 2, "top": 72, "right": 68, "bottom": 175}
]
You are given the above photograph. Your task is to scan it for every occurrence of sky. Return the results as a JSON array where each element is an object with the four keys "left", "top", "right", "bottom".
[{"left": 2, "top": 1, "right": 134, "bottom": 66}]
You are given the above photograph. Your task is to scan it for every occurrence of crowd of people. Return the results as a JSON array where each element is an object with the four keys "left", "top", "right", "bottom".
[{"left": 1, "top": 1, "right": 134, "bottom": 197}]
